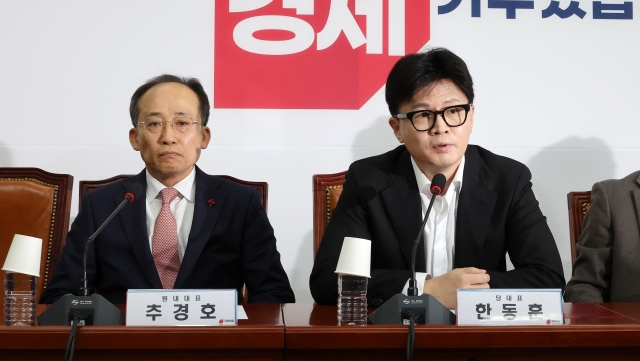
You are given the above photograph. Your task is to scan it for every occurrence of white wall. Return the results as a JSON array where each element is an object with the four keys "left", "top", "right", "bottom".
[{"left": 1, "top": 1, "right": 638, "bottom": 302}]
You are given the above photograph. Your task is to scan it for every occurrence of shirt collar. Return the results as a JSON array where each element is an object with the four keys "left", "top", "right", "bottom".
[
  {"left": 411, "top": 155, "right": 465, "bottom": 196},
  {"left": 145, "top": 167, "right": 196, "bottom": 204}
]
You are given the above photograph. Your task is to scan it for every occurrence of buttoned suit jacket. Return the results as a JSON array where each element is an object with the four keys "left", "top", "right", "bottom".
[
  {"left": 310, "top": 145, "right": 565, "bottom": 306},
  {"left": 565, "top": 171, "right": 640, "bottom": 302},
  {"left": 41, "top": 167, "right": 295, "bottom": 304}
]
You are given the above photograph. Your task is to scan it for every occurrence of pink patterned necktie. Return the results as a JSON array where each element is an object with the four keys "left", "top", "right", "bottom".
[{"left": 152, "top": 187, "right": 181, "bottom": 289}]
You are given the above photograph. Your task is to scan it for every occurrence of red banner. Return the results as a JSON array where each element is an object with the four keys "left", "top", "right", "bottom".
[{"left": 214, "top": 0, "right": 430, "bottom": 110}]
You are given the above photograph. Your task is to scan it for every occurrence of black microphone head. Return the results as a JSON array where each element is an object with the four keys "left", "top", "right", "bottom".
[
  {"left": 430, "top": 173, "right": 446, "bottom": 195},
  {"left": 124, "top": 183, "right": 143, "bottom": 203}
]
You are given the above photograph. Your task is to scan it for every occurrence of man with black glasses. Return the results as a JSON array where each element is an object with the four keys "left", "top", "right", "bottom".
[
  {"left": 310, "top": 48, "right": 564, "bottom": 308},
  {"left": 42, "top": 75, "right": 294, "bottom": 304}
]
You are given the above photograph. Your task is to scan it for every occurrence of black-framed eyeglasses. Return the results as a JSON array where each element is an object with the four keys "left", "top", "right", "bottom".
[
  {"left": 394, "top": 104, "right": 472, "bottom": 132},
  {"left": 137, "top": 116, "right": 201, "bottom": 134}
]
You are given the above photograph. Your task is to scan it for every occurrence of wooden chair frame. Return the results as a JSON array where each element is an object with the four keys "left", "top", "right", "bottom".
[
  {"left": 567, "top": 191, "right": 592, "bottom": 265},
  {"left": 312, "top": 171, "right": 347, "bottom": 257},
  {"left": 79, "top": 174, "right": 132, "bottom": 209}
]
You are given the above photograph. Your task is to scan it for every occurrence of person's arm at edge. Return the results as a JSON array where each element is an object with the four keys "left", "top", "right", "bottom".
[
  {"left": 242, "top": 188, "right": 295, "bottom": 303},
  {"left": 486, "top": 165, "right": 566, "bottom": 290},
  {"left": 564, "top": 182, "right": 611, "bottom": 303}
]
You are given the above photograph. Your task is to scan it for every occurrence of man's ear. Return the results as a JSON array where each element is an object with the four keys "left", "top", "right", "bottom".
[
  {"left": 200, "top": 126, "right": 211, "bottom": 149},
  {"left": 389, "top": 117, "right": 403, "bottom": 144},
  {"left": 129, "top": 128, "right": 140, "bottom": 151}
]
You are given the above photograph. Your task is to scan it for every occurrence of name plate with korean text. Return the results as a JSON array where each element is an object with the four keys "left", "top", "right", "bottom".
[
  {"left": 456, "top": 289, "right": 563, "bottom": 326},
  {"left": 126, "top": 289, "right": 237, "bottom": 326}
]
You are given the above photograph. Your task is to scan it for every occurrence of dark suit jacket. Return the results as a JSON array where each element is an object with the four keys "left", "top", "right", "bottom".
[
  {"left": 565, "top": 171, "right": 640, "bottom": 302},
  {"left": 310, "top": 145, "right": 565, "bottom": 306},
  {"left": 41, "top": 167, "right": 295, "bottom": 304}
]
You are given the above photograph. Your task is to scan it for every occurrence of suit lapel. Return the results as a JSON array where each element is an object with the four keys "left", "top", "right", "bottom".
[
  {"left": 454, "top": 146, "right": 498, "bottom": 268},
  {"left": 174, "top": 168, "right": 226, "bottom": 288},
  {"left": 379, "top": 149, "right": 425, "bottom": 272},
  {"left": 119, "top": 171, "right": 163, "bottom": 288}
]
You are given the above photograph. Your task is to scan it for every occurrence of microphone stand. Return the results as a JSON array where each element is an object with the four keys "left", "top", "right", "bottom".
[
  {"left": 80, "top": 192, "right": 134, "bottom": 296},
  {"left": 369, "top": 173, "right": 455, "bottom": 325},
  {"left": 368, "top": 174, "right": 454, "bottom": 361},
  {"left": 38, "top": 186, "right": 142, "bottom": 327},
  {"left": 407, "top": 191, "right": 439, "bottom": 297},
  {"left": 39, "top": 185, "right": 142, "bottom": 361}
]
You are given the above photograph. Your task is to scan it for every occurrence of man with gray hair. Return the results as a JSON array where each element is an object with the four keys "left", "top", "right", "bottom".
[{"left": 42, "top": 75, "right": 295, "bottom": 304}]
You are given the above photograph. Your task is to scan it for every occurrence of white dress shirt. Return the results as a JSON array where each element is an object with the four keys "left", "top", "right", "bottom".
[
  {"left": 145, "top": 168, "right": 196, "bottom": 261},
  {"left": 403, "top": 156, "right": 465, "bottom": 295}
]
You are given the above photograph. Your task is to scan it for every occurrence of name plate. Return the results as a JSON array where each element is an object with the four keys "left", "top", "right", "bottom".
[
  {"left": 126, "top": 289, "right": 237, "bottom": 326},
  {"left": 456, "top": 289, "right": 563, "bottom": 326}
]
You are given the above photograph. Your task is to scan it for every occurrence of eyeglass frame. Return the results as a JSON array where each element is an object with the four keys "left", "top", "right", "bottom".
[
  {"left": 394, "top": 103, "right": 472, "bottom": 132},
  {"left": 136, "top": 115, "right": 202, "bottom": 133}
]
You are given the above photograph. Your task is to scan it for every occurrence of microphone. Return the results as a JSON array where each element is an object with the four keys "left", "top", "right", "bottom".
[
  {"left": 81, "top": 183, "right": 143, "bottom": 296},
  {"left": 38, "top": 183, "right": 143, "bottom": 326},
  {"left": 407, "top": 173, "right": 446, "bottom": 297},
  {"left": 369, "top": 173, "right": 455, "bottom": 326}
]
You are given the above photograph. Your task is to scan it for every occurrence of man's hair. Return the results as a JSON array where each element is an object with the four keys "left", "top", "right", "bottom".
[
  {"left": 129, "top": 74, "right": 210, "bottom": 127},
  {"left": 385, "top": 48, "right": 474, "bottom": 115}
]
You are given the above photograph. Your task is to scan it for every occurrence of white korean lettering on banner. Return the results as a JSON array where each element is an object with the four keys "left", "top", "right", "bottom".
[
  {"left": 233, "top": 15, "right": 315, "bottom": 55},
  {"left": 317, "top": 0, "right": 368, "bottom": 51},
  {"left": 284, "top": 0, "right": 315, "bottom": 14},
  {"left": 229, "top": 0, "right": 273, "bottom": 13},
  {"left": 388, "top": 0, "right": 405, "bottom": 55},
  {"left": 230, "top": 0, "right": 406, "bottom": 55}
]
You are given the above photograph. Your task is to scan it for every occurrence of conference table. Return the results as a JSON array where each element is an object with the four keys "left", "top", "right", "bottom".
[
  {"left": 0, "top": 304, "right": 285, "bottom": 361},
  {"left": 0, "top": 303, "right": 639, "bottom": 360},
  {"left": 283, "top": 303, "right": 640, "bottom": 361}
]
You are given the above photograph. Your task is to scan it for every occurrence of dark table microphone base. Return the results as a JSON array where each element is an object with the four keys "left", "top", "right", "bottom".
[
  {"left": 368, "top": 293, "right": 456, "bottom": 325},
  {"left": 38, "top": 294, "right": 124, "bottom": 326}
]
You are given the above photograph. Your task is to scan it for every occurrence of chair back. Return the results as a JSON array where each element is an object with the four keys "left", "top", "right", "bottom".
[
  {"left": 78, "top": 174, "right": 267, "bottom": 304},
  {"left": 567, "top": 191, "right": 592, "bottom": 264},
  {"left": 0, "top": 168, "right": 73, "bottom": 301},
  {"left": 218, "top": 175, "right": 268, "bottom": 212},
  {"left": 312, "top": 171, "right": 347, "bottom": 257},
  {"left": 79, "top": 175, "right": 132, "bottom": 209}
]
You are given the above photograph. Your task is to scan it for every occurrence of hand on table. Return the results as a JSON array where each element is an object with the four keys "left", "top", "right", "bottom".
[{"left": 423, "top": 267, "right": 490, "bottom": 309}]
